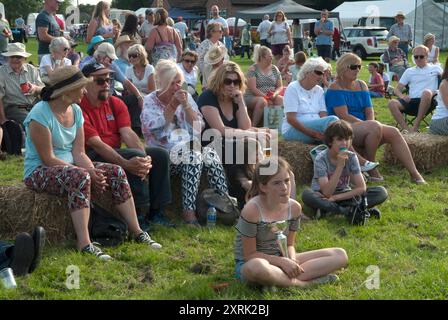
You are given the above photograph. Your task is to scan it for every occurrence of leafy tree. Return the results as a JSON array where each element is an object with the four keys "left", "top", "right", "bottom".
[
  {"left": 111, "top": 0, "right": 150, "bottom": 11},
  {"left": 1, "top": 0, "right": 41, "bottom": 25}
]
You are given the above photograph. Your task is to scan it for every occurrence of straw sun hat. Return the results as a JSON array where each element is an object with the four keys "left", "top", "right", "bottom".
[
  {"left": 1, "top": 43, "right": 32, "bottom": 58},
  {"left": 205, "top": 46, "right": 227, "bottom": 66},
  {"left": 41, "top": 66, "right": 91, "bottom": 101}
]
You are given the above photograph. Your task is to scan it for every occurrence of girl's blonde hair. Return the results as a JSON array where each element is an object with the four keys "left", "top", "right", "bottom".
[
  {"left": 155, "top": 59, "right": 184, "bottom": 93},
  {"left": 128, "top": 44, "right": 149, "bottom": 66},
  {"left": 335, "top": 52, "right": 361, "bottom": 78},
  {"left": 246, "top": 157, "right": 291, "bottom": 200},
  {"left": 252, "top": 44, "right": 272, "bottom": 63},
  {"left": 207, "top": 61, "right": 247, "bottom": 99}
]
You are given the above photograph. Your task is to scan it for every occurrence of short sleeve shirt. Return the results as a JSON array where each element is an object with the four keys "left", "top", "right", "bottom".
[
  {"left": 23, "top": 102, "right": 84, "bottom": 178},
  {"left": 399, "top": 64, "right": 442, "bottom": 98},
  {"left": 36, "top": 10, "right": 61, "bottom": 55},
  {"left": 315, "top": 20, "right": 334, "bottom": 45},
  {"left": 311, "top": 149, "right": 360, "bottom": 191},
  {"left": 125, "top": 64, "right": 155, "bottom": 95},
  {"left": 325, "top": 89, "right": 373, "bottom": 121},
  {"left": 79, "top": 96, "right": 131, "bottom": 150},
  {"left": 197, "top": 89, "right": 239, "bottom": 130}
]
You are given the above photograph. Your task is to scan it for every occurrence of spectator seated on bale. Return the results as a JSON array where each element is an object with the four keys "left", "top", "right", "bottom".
[
  {"left": 177, "top": 50, "right": 199, "bottom": 101},
  {"left": 79, "top": 35, "right": 106, "bottom": 70},
  {"left": 202, "top": 45, "right": 226, "bottom": 91},
  {"left": 114, "top": 34, "right": 137, "bottom": 75},
  {"left": 23, "top": 66, "right": 162, "bottom": 261},
  {"left": 325, "top": 53, "right": 426, "bottom": 185},
  {"left": 429, "top": 56, "right": 448, "bottom": 136},
  {"left": 0, "top": 43, "right": 44, "bottom": 126},
  {"left": 80, "top": 62, "right": 172, "bottom": 229}
]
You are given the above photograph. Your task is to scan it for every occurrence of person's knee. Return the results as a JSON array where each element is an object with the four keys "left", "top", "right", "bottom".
[
  {"left": 421, "top": 89, "right": 433, "bottom": 100},
  {"left": 388, "top": 99, "right": 401, "bottom": 111},
  {"left": 333, "top": 248, "right": 348, "bottom": 267},
  {"left": 245, "top": 258, "right": 271, "bottom": 280},
  {"left": 256, "top": 98, "right": 268, "bottom": 109}
]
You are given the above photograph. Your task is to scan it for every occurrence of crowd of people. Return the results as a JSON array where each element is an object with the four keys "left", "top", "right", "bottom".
[{"left": 0, "top": 2, "right": 447, "bottom": 290}]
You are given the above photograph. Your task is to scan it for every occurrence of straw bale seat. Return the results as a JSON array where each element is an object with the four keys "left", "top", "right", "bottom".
[
  {"left": 383, "top": 133, "right": 448, "bottom": 171},
  {"left": 277, "top": 140, "right": 315, "bottom": 185}
]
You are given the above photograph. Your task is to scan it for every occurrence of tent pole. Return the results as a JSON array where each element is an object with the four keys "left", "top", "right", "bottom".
[
  {"left": 442, "top": 1, "right": 447, "bottom": 49},
  {"left": 413, "top": 0, "right": 417, "bottom": 47}
]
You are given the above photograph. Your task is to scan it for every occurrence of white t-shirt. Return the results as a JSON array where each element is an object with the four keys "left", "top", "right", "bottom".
[
  {"left": 282, "top": 80, "right": 326, "bottom": 134},
  {"left": 174, "top": 22, "right": 188, "bottom": 39},
  {"left": 177, "top": 62, "right": 198, "bottom": 89},
  {"left": 125, "top": 64, "right": 155, "bottom": 95},
  {"left": 140, "top": 21, "right": 154, "bottom": 39},
  {"left": 399, "top": 64, "right": 442, "bottom": 98},
  {"left": 39, "top": 55, "right": 72, "bottom": 77},
  {"left": 257, "top": 20, "right": 272, "bottom": 40},
  {"left": 432, "top": 88, "right": 448, "bottom": 120},
  {"left": 208, "top": 17, "right": 228, "bottom": 30},
  {"left": 270, "top": 22, "right": 289, "bottom": 45}
]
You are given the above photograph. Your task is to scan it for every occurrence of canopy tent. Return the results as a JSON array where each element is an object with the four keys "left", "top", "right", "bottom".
[
  {"left": 333, "top": 0, "right": 448, "bottom": 49},
  {"left": 227, "top": 17, "right": 247, "bottom": 27},
  {"left": 168, "top": 8, "right": 204, "bottom": 20},
  {"left": 236, "top": 0, "right": 338, "bottom": 20}
]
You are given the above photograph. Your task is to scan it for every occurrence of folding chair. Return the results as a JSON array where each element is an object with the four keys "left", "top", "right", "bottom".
[{"left": 400, "top": 96, "right": 437, "bottom": 128}]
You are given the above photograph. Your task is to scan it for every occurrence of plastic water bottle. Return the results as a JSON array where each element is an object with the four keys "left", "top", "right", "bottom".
[{"left": 207, "top": 206, "right": 217, "bottom": 228}]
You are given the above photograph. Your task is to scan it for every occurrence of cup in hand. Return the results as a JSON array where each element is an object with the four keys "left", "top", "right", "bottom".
[
  {"left": 20, "top": 82, "right": 31, "bottom": 94},
  {"left": 0, "top": 267, "right": 17, "bottom": 289}
]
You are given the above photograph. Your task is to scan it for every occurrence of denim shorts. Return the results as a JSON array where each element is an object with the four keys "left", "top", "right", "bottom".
[{"left": 234, "top": 260, "right": 246, "bottom": 281}]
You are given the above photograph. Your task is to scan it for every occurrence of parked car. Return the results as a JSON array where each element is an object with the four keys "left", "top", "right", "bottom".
[{"left": 343, "top": 26, "right": 388, "bottom": 59}]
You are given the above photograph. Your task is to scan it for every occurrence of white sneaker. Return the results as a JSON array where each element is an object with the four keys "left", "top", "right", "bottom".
[
  {"left": 136, "top": 231, "right": 162, "bottom": 249},
  {"left": 361, "top": 161, "right": 379, "bottom": 172},
  {"left": 81, "top": 243, "right": 112, "bottom": 261}
]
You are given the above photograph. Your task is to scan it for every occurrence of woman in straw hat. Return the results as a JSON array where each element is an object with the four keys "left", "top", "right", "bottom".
[
  {"left": 23, "top": 66, "right": 162, "bottom": 260},
  {"left": 423, "top": 33, "right": 439, "bottom": 65},
  {"left": 202, "top": 45, "right": 227, "bottom": 90}
]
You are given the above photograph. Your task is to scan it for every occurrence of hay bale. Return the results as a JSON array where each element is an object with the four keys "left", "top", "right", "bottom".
[
  {"left": 0, "top": 185, "right": 116, "bottom": 242},
  {"left": 383, "top": 133, "right": 448, "bottom": 171},
  {"left": 278, "top": 140, "right": 315, "bottom": 185}
]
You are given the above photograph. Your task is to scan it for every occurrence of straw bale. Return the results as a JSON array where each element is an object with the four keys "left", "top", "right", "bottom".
[
  {"left": 0, "top": 185, "right": 116, "bottom": 242},
  {"left": 383, "top": 133, "right": 448, "bottom": 171},
  {"left": 278, "top": 140, "right": 315, "bottom": 185}
]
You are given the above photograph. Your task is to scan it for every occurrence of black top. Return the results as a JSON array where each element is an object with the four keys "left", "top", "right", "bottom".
[{"left": 197, "top": 89, "right": 239, "bottom": 131}]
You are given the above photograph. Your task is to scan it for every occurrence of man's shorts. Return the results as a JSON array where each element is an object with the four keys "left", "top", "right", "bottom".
[{"left": 398, "top": 94, "right": 437, "bottom": 115}]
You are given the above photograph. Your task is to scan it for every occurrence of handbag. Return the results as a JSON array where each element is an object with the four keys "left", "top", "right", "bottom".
[
  {"left": 196, "top": 189, "right": 240, "bottom": 226},
  {"left": 263, "top": 105, "right": 284, "bottom": 130}
]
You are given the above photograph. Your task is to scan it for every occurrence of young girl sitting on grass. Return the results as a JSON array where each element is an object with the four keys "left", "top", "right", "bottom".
[
  {"left": 234, "top": 156, "right": 348, "bottom": 288},
  {"left": 276, "top": 45, "right": 295, "bottom": 85},
  {"left": 368, "top": 62, "right": 385, "bottom": 98}
]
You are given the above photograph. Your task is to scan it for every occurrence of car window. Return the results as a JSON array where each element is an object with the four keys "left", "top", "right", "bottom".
[{"left": 369, "top": 30, "right": 388, "bottom": 37}]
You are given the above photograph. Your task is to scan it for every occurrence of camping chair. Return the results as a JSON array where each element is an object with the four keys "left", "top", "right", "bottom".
[
  {"left": 380, "top": 54, "right": 397, "bottom": 83},
  {"left": 399, "top": 95, "right": 437, "bottom": 129}
]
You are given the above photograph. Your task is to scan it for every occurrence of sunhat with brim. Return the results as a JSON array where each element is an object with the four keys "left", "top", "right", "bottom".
[
  {"left": 95, "top": 42, "right": 118, "bottom": 60},
  {"left": 81, "top": 62, "right": 114, "bottom": 77},
  {"left": 204, "top": 46, "right": 227, "bottom": 66},
  {"left": 389, "top": 35, "right": 400, "bottom": 44},
  {"left": 2, "top": 43, "right": 31, "bottom": 58},
  {"left": 87, "top": 35, "right": 106, "bottom": 55},
  {"left": 40, "top": 66, "right": 91, "bottom": 101},
  {"left": 395, "top": 11, "right": 406, "bottom": 18},
  {"left": 114, "top": 35, "right": 137, "bottom": 49}
]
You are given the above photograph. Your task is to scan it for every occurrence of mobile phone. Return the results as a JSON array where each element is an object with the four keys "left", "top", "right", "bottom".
[{"left": 181, "top": 82, "right": 188, "bottom": 91}]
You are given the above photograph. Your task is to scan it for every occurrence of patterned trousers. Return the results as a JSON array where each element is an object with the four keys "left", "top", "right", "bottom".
[
  {"left": 170, "top": 146, "right": 228, "bottom": 211},
  {"left": 24, "top": 162, "right": 132, "bottom": 212}
]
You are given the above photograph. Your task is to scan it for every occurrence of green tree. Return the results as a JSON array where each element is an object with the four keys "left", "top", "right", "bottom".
[
  {"left": 1, "top": 0, "right": 41, "bottom": 25},
  {"left": 111, "top": 0, "right": 149, "bottom": 11}
]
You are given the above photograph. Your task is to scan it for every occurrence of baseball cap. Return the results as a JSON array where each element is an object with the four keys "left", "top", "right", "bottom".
[
  {"left": 95, "top": 42, "right": 118, "bottom": 60},
  {"left": 81, "top": 62, "right": 114, "bottom": 77}
]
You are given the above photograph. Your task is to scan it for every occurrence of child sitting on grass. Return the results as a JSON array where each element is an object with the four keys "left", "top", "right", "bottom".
[
  {"left": 301, "top": 120, "right": 388, "bottom": 220},
  {"left": 368, "top": 62, "right": 385, "bottom": 98},
  {"left": 234, "top": 156, "right": 348, "bottom": 288},
  {"left": 276, "top": 45, "right": 295, "bottom": 85}
]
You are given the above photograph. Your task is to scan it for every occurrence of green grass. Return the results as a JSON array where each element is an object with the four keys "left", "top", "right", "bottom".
[{"left": 1, "top": 39, "right": 448, "bottom": 300}]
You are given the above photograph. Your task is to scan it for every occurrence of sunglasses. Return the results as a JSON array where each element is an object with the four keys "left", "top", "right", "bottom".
[
  {"left": 348, "top": 64, "right": 362, "bottom": 70},
  {"left": 183, "top": 59, "right": 196, "bottom": 64},
  {"left": 63, "top": 47, "right": 70, "bottom": 52},
  {"left": 223, "top": 78, "right": 241, "bottom": 86},
  {"left": 94, "top": 78, "right": 111, "bottom": 85},
  {"left": 314, "top": 70, "right": 324, "bottom": 76},
  {"left": 414, "top": 55, "right": 426, "bottom": 60},
  {"left": 128, "top": 53, "right": 140, "bottom": 59}
]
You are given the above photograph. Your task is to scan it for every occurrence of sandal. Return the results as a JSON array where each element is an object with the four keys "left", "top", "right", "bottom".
[
  {"left": 412, "top": 178, "right": 427, "bottom": 185},
  {"left": 183, "top": 211, "right": 201, "bottom": 227},
  {"left": 368, "top": 175, "right": 385, "bottom": 182}
]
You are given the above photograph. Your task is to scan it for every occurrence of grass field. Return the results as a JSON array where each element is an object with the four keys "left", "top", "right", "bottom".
[{"left": 1, "top": 39, "right": 448, "bottom": 300}]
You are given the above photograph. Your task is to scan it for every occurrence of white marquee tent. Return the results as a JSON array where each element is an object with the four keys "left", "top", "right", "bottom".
[{"left": 333, "top": 0, "right": 448, "bottom": 49}]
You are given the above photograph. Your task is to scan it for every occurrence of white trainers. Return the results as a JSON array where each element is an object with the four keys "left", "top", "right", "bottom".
[
  {"left": 81, "top": 243, "right": 112, "bottom": 261},
  {"left": 360, "top": 161, "right": 379, "bottom": 172},
  {"left": 136, "top": 231, "right": 162, "bottom": 249}
]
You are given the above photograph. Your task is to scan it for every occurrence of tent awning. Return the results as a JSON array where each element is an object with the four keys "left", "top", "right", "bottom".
[
  {"left": 236, "top": 0, "right": 338, "bottom": 19},
  {"left": 168, "top": 8, "right": 205, "bottom": 20}
]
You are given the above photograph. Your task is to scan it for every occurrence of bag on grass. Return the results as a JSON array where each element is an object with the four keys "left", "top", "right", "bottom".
[
  {"left": 197, "top": 189, "right": 240, "bottom": 226},
  {"left": 1, "top": 120, "right": 23, "bottom": 156},
  {"left": 344, "top": 195, "right": 370, "bottom": 226},
  {"left": 88, "top": 203, "right": 128, "bottom": 246}
]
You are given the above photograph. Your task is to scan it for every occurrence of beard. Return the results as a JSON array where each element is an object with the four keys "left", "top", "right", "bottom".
[{"left": 98, "top": 90, "right": 109, "bottom": 101}]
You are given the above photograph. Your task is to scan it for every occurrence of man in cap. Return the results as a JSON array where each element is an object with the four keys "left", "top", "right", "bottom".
[
  {"left": 0, "top": 43, "right": 44, "bottom": 126},
  {"left": 387, "top": 11, "right": 412, "bottom": 56},
  {"left": 139, "top": 9, "right": 155, "bottom": 45},
  {"left": 36, "top": 0, "right": 63, "bottom": 64},
  {"left": 80, "top": 63, "right": 173, "bottom": 228}
]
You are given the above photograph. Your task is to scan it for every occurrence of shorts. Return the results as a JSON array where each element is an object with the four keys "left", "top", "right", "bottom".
[
  {"left": 234, "top": 260, "right": 246, "bottom": 281},
  {"left": 271, "top": 43, "right": 288, "bottom": 56},
  {"left": 398, "top": 95, "right": 437, "bottom": 116}
]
